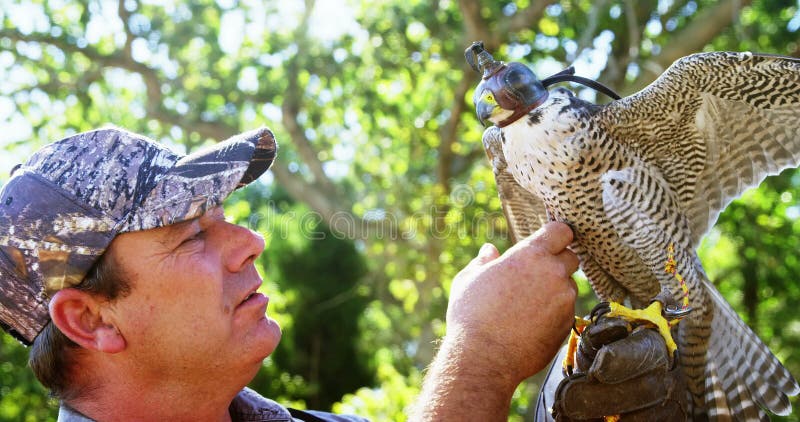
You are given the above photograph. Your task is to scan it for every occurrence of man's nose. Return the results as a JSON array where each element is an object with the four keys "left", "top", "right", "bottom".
[{"left": 221, "top": 222, "right": 265, "bottom": 272}]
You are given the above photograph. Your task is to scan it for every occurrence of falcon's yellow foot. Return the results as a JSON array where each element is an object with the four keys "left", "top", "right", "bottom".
[
  {"left": 562, "top": 316, "right": 591, "bottom": 375},
  {"left": 604, "top": 415, "right": 621, "bottom": 422},
  {"left": 591, "top": 301, "right": 678, "bottom": 358}
]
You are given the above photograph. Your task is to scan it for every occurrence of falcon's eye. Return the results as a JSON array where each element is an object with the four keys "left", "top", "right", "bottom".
[{"left": 485, "top": 93, "right": 495, "bottom": 103}]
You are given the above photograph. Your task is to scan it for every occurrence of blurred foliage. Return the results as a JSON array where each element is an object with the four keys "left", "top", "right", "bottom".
[
  {"left": 0, "top": 0, "right": 799, "bottom": 420},
  {"left": 0, "top": 334, "right": 57, "bottom": 422},
  {"left": 256, "top": 199, "right": 373, "bottom": 409}
]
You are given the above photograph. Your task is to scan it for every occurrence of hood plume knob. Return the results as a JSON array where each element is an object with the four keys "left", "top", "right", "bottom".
[{"left": 465, "top": 41, "right": 504, "bottom": 79}]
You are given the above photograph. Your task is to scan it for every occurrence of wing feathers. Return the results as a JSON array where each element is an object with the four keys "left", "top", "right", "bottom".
[
  {"left": 693, "top": 100, "right": 800, "bottom": 243},
  {"left": 600, "top": 52, "right": 800, "bottom": 246}
]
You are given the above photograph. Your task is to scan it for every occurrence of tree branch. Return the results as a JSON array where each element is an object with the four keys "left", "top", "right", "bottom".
[
  {"left": 601, "top": 0, "right": 642, "bottom": 88},
  {"left": 458, "top": 0, "right": 493, "bottom": 47},
  {"left": 658, "top": 0, "right": 689, "bottom": 28},
  {"left": 117, "top": 0, "right": 133, "bottom": 60},
  {"left": 625, "top": 0, "right": 752, "bottom": 93},
  {"left": 504, "top": 0, "right": 557, "bottom": 34},
  {"left": 624, "top": 0, "right": 641, "bottom": 61},
  {"left": 437, "top": 76, "right": 471, "bottom": 186},
  {"left": 458, "top": 0, "right": 557, "bottom": 48},
  {"left": 575, "top": 0, "right": 609, "bottom": 60},
  {"left": 281, "top": 0, "right": 338, "bottom": 195}
]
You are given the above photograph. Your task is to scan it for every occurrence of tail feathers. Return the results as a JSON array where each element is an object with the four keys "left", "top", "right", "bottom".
[
  {"left": 705, "top": 279, "right": 799, "bottom": 418},
  {"left": 696, "top": 360, "right": 767, "bottom": 421},
  {"left": 704, "top": 353, "right": 768, "bottom": 421},
  {"left": 709, "top": 318, "right": 771, "bottom": 419}
]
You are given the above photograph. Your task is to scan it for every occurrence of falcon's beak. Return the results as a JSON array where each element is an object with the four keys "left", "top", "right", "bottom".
[{"left": 476, "top": 100, "right": 495, "bottom": 127}]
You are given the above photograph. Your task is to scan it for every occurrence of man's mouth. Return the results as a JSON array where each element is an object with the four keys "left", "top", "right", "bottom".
[
  {"left": 242, "top": 292, "right": 257, "bottom": 303},
  {"left": 239, "top": 283, "right": 264, "bottom": 306}
]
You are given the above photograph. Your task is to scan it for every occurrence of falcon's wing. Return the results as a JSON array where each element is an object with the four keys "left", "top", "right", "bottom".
[
  {"left": 598, "top": 52, "right": 800, "bottom": 247},
  {"left": 482, "top": 126, "right": 548, "bottom": 243}
]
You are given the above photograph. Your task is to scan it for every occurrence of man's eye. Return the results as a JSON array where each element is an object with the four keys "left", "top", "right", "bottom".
[{"left": 182, "top": 231, "right": 204, "bottom": 244}]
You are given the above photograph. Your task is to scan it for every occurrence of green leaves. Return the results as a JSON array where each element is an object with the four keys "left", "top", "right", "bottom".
[
  {"left": 0, "top": 335, "right": 57, "bottom": 422},
  {"left": 0, "top": 0, "right": 799, "bottom": 420}
]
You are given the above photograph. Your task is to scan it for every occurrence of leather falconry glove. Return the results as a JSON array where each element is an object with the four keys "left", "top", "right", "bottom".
[{"left": 535, "top": 315, "right": 689, "bottom": 421}]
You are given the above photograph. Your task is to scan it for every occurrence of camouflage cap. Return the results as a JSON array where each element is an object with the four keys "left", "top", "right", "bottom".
[{"left": 0, "top": 126, "right": 277, "bottom": 345}]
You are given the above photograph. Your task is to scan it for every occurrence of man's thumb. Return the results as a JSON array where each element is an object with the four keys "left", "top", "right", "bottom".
[{"left": 474, "top": 243, "right": 499, "bottom": 264}]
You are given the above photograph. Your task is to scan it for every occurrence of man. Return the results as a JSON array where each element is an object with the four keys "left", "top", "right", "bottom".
[{"left": 0, "top": 126, "right": 580, "bottom": 421}]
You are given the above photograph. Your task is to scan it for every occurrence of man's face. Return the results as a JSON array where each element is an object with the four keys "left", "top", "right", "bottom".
[{"left": 105, "top": 206, "right": 280, "bottom": 383}]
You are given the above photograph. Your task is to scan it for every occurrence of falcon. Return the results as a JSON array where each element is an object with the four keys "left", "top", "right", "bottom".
[{"left": 465, "top": 41, "right": 800, "bottom": 420}]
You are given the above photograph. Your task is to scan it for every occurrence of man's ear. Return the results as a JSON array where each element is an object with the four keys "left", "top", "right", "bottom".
[{"left": 48, "top": 288, "right": 126, "bottom": 353}]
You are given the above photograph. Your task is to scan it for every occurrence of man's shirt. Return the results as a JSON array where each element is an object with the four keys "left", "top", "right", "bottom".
[{"left": 57, "top": 387, "right": 369, "bottom": 422}]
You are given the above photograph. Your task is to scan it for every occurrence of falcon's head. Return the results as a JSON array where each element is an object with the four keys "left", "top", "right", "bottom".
[{"left": 465, "top": 42, "right": 549, "bottom": 128}]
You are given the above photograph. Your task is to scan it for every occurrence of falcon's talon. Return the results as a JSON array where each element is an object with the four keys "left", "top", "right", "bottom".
[
  {"left": 589, "top": 302, "right": 611, "bottom": 322},
  {"left": 670, "top": 349, "right": 682, "bottom": 371},
  {"left": 663, "top": 305, "right": 693, "bottom": 320},
  {"left": 563, "top": 316, "right": 591, "bottom": 376},
  {"left": 604, "top": 301, "right": 679, "bottom": 360}
]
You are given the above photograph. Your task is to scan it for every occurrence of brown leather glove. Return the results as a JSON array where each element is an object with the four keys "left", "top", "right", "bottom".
[{"left": 535, "top": 316, "right": 689, "bottom": 421}]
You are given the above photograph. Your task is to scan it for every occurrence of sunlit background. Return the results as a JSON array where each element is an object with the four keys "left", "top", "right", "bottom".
[{"left": 1, "top": 1, "right": 800, "bottom": 420}]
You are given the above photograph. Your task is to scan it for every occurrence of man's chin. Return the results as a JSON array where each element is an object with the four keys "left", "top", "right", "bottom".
[{"left": 247, "top": 316, "right": 282, "bottom": 359}]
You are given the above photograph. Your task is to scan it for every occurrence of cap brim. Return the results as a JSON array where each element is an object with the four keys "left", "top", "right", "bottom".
[{"left": 121, "top": 127, "right": 277, "bottom": 232}]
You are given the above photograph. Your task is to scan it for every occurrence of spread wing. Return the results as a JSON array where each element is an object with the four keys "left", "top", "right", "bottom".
[
  {"left": 598, "top": 52, "right": 800, "bottom": 247},
  {"left": 482, "top": 126, "right": 548, "bottom": 243}
]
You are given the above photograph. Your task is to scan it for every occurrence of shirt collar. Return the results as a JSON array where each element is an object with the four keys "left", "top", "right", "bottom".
[{"left": 57, "top": 387, "right": 294, "bottom": 422}]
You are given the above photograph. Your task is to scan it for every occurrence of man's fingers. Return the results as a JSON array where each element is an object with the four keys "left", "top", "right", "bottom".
[
  {"left": 564, "top": 272, "right": 579, "bottom": 298},
  {"left": 519, "top": 222, "right": 574, "bottom": 255},
  {"left": 556, "top": 249, "right": 580, "bottom": 275},
  {"left": 470, "top": 243, "right": 499, "bottom": 266}
]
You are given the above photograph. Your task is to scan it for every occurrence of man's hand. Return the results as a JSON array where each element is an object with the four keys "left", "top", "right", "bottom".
[
  {"left": 536, "top": 316, "right": 689, "bottom": 421},
  {"left": 446, "top": 221, "right": 580, "bottom": 381},
  {"left": 410, "top": 222, "right": 579, "bottom": 421}
]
